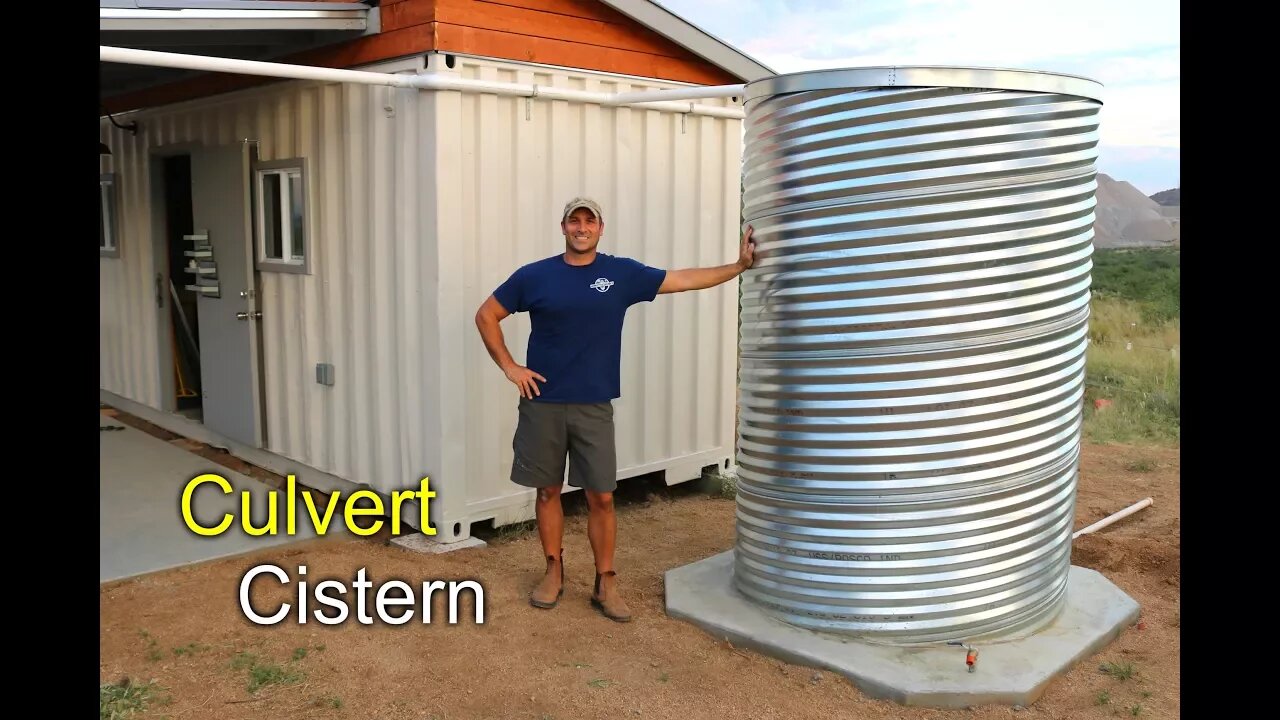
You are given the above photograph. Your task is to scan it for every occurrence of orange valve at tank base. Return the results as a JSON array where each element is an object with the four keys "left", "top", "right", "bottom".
[{"left": 947, "top": 641, "right": 979, "bottom": 673}]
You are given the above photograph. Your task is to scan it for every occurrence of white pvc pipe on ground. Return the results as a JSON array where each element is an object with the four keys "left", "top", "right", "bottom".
[
  {"left": 100, "top": 45, "right": 746, "bottom": 119},
  {"left": 1072, "top": 497, "right": 1154, "bottom": 539}
]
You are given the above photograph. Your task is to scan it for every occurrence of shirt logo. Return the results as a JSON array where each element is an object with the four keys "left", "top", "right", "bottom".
[{"left": 590, "top": 277, "right": 615, "bottom": 293}]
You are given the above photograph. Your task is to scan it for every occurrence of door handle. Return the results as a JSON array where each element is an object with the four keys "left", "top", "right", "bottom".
[
  {"left": 236, "top": 311, "right": 262, "bottom": 321},
  {"left": 155, "top": 273, "right": 165, "bottom": 308}
]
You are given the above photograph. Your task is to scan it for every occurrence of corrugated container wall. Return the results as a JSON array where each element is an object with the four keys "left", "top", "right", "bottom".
[
  {"left": 101, "top": 131, "right": 161, "bottom": 409},
  {"left": 100, "top": 52, "right": 742, "bottom": 542},
  {"left": 100, "top": 57, "right": 442, "bottom": 523},
  {"left": 439, "top": 54, "right": 741, "bottom": 535}
]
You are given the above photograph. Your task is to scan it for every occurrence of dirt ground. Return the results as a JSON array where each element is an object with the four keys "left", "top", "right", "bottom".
[{"left": 100, "top": 410, "right": 1179, "bottom": 720}]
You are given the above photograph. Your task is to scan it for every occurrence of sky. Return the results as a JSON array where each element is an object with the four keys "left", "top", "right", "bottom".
[{"left": 658, "top": 0, "right": 1180, "bottom": 196}]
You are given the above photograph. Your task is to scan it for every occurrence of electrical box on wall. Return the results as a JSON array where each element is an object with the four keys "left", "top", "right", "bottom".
[{"left": 316, "top": 363, "right": 335, "bottom": 386}]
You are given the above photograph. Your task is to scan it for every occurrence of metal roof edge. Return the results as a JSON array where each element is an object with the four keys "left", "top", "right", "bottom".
[
  {"left": 597, "top": 0, "right": 776, "bottom": 82},
  {"left": 101, "top": 2, "right": 376, "bottom": 34},
  {"left": 102, "top": 1, "right": 373, "bottom": 10}
]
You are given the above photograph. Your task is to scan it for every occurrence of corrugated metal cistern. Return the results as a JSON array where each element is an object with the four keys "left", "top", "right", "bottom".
[{"left": 733, "top": 67, "right": 1105, "bottom": 644}]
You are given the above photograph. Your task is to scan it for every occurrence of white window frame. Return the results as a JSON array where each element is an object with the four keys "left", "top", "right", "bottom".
[
  {"left": 100, "top": 172, "right": 121, "bottom": 258},
  {"left": 253, "top": 157, "right": 311, "bottom": 274}
]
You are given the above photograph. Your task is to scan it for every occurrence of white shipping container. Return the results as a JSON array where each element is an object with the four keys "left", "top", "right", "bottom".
[{"left": 100, "top": 51, "right": 742, "bottom": 543}]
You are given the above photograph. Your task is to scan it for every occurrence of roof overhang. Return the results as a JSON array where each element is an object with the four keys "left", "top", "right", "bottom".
[
  {"left": 599, "top": 0, "right": 775, "bottom": 82},
  {"left": 102, "top": 0, "right": 772, "bottom": 106},
  {"left": 100, "top": 1, "right": 379, "bottom": 97}
]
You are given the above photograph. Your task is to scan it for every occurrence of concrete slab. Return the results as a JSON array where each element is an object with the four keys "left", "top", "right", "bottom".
[
  {"left": 665, "top": 550, "right": 1139, "bottom": 709},
  {"left": 100, "top": 414, "right": 343, "bottom": 583},
  {"left": 391, "top": 533, "right": 487, "bottom": 554}
]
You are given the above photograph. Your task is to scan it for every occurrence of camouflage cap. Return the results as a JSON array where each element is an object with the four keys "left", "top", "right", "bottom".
[{"left": 562, "top": 197, "right": 604, "bottom": 222}]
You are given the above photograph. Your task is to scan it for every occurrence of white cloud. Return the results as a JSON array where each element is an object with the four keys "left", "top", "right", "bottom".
[
  {"left": 1098, "top": 81, "right": 1179, "bottom": 148},
  {"left": 725, "top": 0, "right": 1178, "bottom": 70},
  {"left": 660, "top": 0, "right": 1177, "bottom": 189},
  {"left": 657, "top": 0, "right": 1179, "bottom": 188},
  {"left": 1069, "top": 48, "right": 1179, "bottom": 87},
  {"left": 1096, "top": 145, "right": 1179, "bottom": 195}
]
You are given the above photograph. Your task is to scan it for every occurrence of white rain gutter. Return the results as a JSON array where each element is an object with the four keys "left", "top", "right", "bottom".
[{"left": 100, "top": 46, "right": 746, "bottom": 119}]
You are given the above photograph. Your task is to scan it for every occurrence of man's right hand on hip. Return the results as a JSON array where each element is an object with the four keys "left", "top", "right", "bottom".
[{"left": 504, "top": 364, "right": 547, "bottom": 399}]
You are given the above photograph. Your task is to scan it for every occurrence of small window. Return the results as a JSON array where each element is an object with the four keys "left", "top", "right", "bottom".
[
  {"left": 100, "top": 173, "right": 120, "bottom": 258},
  {"left": 253, "top": 158, "right": 310, "bottom": 273}
]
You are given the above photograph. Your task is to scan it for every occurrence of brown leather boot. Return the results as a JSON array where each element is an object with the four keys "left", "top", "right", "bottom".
[
  {"left": 529, "top": 552, "right": 564, "bottom": 609},
  {"left": 590, "top": 570, "right": 632, "bottom": 622}
]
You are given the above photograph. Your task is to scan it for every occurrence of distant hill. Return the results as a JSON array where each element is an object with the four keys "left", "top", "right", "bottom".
[
  {"left": 1150, "top": 188, "right": 1180, "bottom": 206},
  {"left": 1093, "top": 174, "right": 1178, "bottom": 248}
]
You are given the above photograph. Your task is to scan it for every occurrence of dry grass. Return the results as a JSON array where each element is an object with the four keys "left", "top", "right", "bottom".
[{"left": 1084, "top": 296, "right": 1180, "bottom": 446}]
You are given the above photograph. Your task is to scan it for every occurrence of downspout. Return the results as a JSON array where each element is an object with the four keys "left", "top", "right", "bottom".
[{"left": 100, "top": 46, "right": 746, "bottom": 119}]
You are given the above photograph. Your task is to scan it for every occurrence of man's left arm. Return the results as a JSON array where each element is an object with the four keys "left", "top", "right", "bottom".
[{"left": 658, "top": 225, "right": 755, "bottom": 294}]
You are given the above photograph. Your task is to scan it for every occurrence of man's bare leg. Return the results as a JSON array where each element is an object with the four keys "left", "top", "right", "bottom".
[
  {"left": 529, "top": 484, "right": 564, "bottom": 608},
  {"left": 586, "top": 490, "right": 630, "bottom": 621},
  {"left": 585, "top": 490, "right": 616, "bottom": 571}
]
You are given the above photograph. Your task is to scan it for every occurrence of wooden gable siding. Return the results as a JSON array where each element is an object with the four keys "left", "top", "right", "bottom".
[{"left": 102, "top": 0, "right": 741, "bottom": 114}]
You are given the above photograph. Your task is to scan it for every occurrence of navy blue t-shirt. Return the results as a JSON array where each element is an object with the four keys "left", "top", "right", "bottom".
[{"left": 492, "top": 253, "right": 667, "bottom": 404}]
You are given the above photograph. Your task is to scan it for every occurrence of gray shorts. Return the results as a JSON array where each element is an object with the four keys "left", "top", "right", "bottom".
[{"left": 511, "top": 398, "right": 617, "bottom": 493}]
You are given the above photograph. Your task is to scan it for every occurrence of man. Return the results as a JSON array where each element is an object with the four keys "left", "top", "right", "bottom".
[{"left": 474, "top": 197, "right": 755, "bottom": 622}]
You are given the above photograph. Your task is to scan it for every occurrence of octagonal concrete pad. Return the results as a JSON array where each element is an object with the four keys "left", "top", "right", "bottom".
[{"left": 664, "top": 551, "right": 1139, "bottom": 708}]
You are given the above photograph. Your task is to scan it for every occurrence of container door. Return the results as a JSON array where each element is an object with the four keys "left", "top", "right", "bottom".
[{"left": 189, "top": 142, "right": 266, "bottom": 448}]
